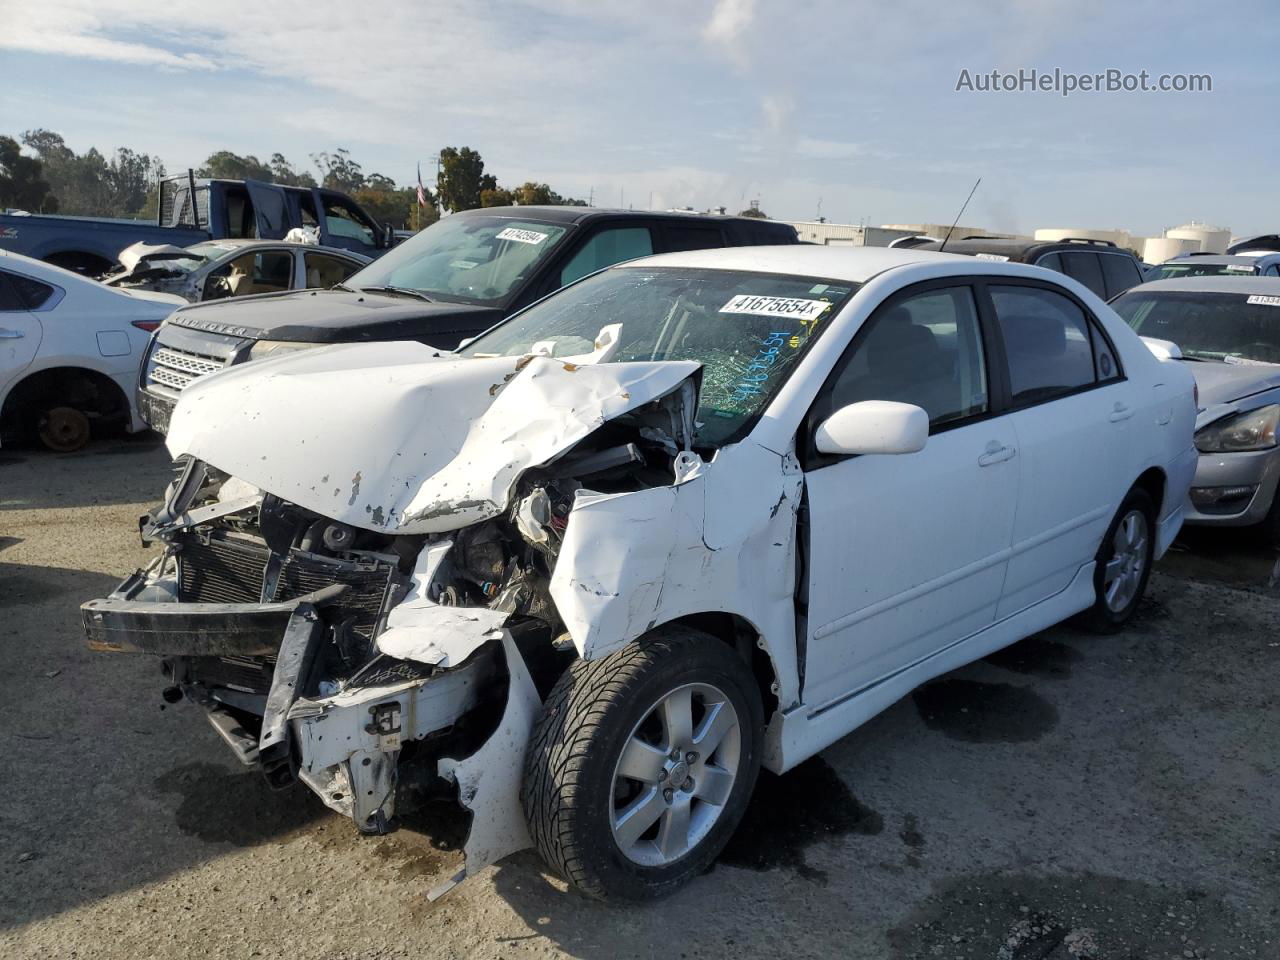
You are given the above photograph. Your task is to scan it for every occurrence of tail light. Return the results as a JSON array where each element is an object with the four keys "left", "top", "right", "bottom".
[{"left": 132, "top": 320, "right": 161, "bottom": 332}]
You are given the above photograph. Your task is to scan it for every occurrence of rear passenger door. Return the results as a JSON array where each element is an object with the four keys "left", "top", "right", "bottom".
[
  {"left": 1057, "top": 251, "right": 1107, "bottom": 298},
  {"left": 984, "top": 280, "right": 1138, "bottom": 618},
  {"left": 1098, "top": 253, "right": 1145, "bottom": 298}
]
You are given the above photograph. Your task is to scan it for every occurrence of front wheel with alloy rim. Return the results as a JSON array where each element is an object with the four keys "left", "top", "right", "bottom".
[
  {"left": 522, "top": 626, "right": 763, "bottom": 900},
  {"left": 1080, "top": 487, "right": 1156, "bottom": 633}
]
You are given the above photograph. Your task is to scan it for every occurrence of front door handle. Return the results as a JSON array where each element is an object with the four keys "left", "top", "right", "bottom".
[
  {"left": 0, "top": 328, "right": 24, "bottom": 339},
  {"left": 1109, "top": 402, "right": 1133, "bottom": 422},
  {"left": 978, "top": 442, "right": 1016, "bottom": 467}
]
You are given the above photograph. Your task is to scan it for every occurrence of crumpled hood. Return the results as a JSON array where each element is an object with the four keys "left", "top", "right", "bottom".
[
  {"left": 165, "top": 341, "right": 701, "bottom": 534},
  {"left": 116, "top": 241, "right": 190, "bottom": 274}
]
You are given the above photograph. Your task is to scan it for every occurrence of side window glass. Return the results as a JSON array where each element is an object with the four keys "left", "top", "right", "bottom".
[
  {"left": 1035, "top": 252, "right": 1063, "bottom": 273},
  {"left": 304, "top": 253, "right": 360, "bottom": 288},
  {"left": 1099, "top": 254, "right": 1142, "bottom": 298},
  {"left": 253, "top": 251, "right": 294, "bottom": 292},
  {"left": 0, "top": 273, "right": 25, "bottom": 311},
  {"left": 1059, "top": 251, "right": 1106, "bottom": 297},
  {"left": 323, "top": 199, "right": 377, "bottom": 248},
  {"left": 8, "top": 273, "right": 54, "bottom": 309},
  {"left": 663, "top": 224, "right": 724, "bottom": 253},
  {"left": 823, "top": 286, "right": 988, "bottom": 430},
  {"left": 990, "top": 285, "right": 1097, "bottom": 403},
  {"left": 559, "top": 227, "right": 653, "bottom": 286}
]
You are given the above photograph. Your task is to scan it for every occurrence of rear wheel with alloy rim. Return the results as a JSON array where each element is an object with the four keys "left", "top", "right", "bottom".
[
  {"left": 1081, "top": 487, "right": 1156, "bottom": 633},
  {"left": 523, "top": 626, "right": 763, "bottom": 900}
]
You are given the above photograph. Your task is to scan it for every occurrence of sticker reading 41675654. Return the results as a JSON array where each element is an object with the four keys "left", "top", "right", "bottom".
[
  {"left": 496, "top": 227, "right": 549, "bottom": 245},
  {"left": 720, "top": 294, "right": 830, "bottom": 322}
]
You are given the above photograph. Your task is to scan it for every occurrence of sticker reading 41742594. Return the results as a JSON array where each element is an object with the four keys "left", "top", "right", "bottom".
[
  {"left": 720, "top": 294, "right": 830, "bottom": 322},
  {"left": 496, "top": 227, "right": 549, "bottom": 245}
]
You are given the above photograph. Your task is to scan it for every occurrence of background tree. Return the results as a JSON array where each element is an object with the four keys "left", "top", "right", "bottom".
[
  {"left": 0, "top": 136, "right": 57, "bottom": 212},
  {"left": 311, "top": 148, "right": 368, "bottom": 193},
  {"left": 480, "top": 186, "right": 514, "bottom": 207},
  {"left": 23, "top": 130, "right": 162, "bottom": 218},
  {"left": 738, "top": 205, "right": 767, "bottom": 219},
  {"left": 268, "top": 152, "right": 315, "bottom": 187},
  {"left": 108, "top": 147, "right": 165, "bottom": 216},
  {"left": 436, "top": 147, "right": 496, "bottom": 212},
  {"left": 198, "top": 151, "right": 274, "bottom": 182}
]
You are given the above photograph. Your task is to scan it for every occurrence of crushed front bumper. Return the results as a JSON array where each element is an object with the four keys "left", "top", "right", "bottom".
[{"left": 83, "top": 552, "right": 544, "bottom": 891}]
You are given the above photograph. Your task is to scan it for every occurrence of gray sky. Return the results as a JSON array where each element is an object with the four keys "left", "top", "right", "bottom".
[{"left": 1, "top": 0, "right": 1274, "bottom": 236}]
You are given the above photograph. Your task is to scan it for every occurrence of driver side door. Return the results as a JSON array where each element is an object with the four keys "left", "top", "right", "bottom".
[{"left": 800, "top": 281, "right": 1019, "bottom": 709}]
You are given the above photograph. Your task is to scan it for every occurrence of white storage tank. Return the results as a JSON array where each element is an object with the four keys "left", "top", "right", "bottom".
[
  {"left": 1141, "top": 237, "right": 1199, "bottom": 263},
  {"left": 1164, "top": 222, "right": 1231, "bottom": 254},
  {"left": 1034, "top": 227, "right": 1132, "bottom": 248}
]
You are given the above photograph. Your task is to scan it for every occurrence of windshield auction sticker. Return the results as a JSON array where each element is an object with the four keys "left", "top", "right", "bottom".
[
  {"left": 720, "top": 294, "right": 829, "bottom": 322},
  {"left": 1246, "top": 295, "right": 1280, "bottom": 307},
  {"left": 496, "top": 227, "right": 549, "bottom": 245}
]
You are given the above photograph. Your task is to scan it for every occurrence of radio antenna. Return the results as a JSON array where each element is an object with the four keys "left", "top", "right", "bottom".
[{"left": 938, "top": 177, "right": 981, "bottom": 252}]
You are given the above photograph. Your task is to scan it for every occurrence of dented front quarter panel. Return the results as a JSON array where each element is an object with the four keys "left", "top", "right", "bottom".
[
  {"left": 549, "top": 440, "right": 803, "bottom": 711},
  {"left": 164, "top": 342, "right": 702, "bottom": 535}
]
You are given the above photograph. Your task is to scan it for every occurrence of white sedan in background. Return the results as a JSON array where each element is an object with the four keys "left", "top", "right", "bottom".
[{"left": 0, "top": 250, "right": 183, "bottom": 451}]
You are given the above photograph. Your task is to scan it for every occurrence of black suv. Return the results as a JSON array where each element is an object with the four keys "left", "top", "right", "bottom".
[
  {"left": 907, "top": 236, "right": 1147, "bottom": 300},
  {"left": 138, "top": 207, "right": 798, "bottom": 432}
]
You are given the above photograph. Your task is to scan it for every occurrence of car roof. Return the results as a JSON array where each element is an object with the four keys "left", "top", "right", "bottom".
[
  {"left": 449, "top": 205, "right": 790, "bottom": 229},
  {"left": 911, "top": 236, "right": 1132, "bottom": 260},
  {"left": 1123, "top": 276, "right": 1280, "bottom": 295},
  {"left": 615, "top": 244, "right": 982, "bottom": 283}
]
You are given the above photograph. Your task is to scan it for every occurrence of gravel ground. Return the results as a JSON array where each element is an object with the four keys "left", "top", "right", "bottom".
[{"left": 1, "top": 436, "right": 1277, "bottom": 959}]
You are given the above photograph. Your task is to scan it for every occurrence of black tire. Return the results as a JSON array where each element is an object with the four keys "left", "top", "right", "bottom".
[
  {"left": 1080, "top": 487, "right": 1157, "bottom": 633},
  {"left": 522, "top": 626, "right": 763, "bottom": 901}
]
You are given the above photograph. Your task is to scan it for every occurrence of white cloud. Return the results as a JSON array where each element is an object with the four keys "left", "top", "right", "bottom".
[{"left": 702, "top": 0, "right": 756, "bottom": 61}]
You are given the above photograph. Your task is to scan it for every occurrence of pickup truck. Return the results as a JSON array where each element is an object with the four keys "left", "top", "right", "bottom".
[
  {"left": 137, "top": 206, "right": 799, "bottom": 433},
  {"left": 0, "top": 174, "right": 394, "bottom": 277}
]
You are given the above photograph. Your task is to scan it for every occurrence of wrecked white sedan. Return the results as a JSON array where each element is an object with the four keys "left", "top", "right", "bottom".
[{"left": 82, "top": 246, "right": 1197, "bottom": 900}]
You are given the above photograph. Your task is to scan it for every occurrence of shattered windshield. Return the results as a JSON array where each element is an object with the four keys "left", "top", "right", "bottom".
[
  {"left": 460, "top": 266, "right": 857, "bottom": 445},
  {"left": 346, "top": 215, "right": 569, "bottom": 306},
  {"left": 1113, "top": 290, "right": 1280, "bottom": 364}
]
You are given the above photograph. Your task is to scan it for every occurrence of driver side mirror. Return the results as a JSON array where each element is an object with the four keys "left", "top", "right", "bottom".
[{"left": 815, "top": 401, "right": 929, "bottom": 456}]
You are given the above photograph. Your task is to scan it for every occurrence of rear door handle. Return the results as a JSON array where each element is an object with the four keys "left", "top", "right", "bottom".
[
  {"left": 1109, "top": 402, "right": 1133, "bottom": 422},
  {"left": 0, "top": 329, "right": 24, "bottom": 339},
  {"left": 978, "top": 443, "right": 1016, "bottom": 467}
]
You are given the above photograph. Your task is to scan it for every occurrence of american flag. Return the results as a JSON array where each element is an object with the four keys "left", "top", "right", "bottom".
[{"left": 416, "top": 163, "right": 427, "bottom": 207}]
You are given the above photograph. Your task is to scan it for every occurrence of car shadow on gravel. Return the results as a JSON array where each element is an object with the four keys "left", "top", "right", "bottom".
[{"left": 1, "top": 433, "right": 171, "bottom": 510}]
